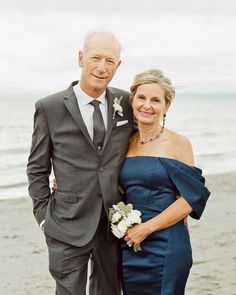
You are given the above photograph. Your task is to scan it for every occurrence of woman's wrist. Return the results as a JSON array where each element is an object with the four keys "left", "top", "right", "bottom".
[{"left": 144, "top": 221, "right": 156, "bottom": 236}]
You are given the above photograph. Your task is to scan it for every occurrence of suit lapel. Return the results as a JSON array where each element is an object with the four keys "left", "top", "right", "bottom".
[
  {"left": 63, "top": 82, "right": 96, "bottom": 151},
  {"left": 102, "top": 88, "right": 116, "bottom": 152}
]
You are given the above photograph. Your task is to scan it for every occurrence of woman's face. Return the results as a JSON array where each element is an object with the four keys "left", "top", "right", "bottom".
[{"left": 132, "top": 83, "right": 169, "bottom": 126}]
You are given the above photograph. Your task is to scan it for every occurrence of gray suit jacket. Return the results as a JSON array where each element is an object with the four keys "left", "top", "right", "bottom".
[{"left": 27, "top": 81, "right": 133, "bottom": 247}]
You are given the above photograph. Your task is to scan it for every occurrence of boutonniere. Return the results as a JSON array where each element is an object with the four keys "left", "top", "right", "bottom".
[{"left": 112, "top": 96, "right": 123, "bottom": 119}]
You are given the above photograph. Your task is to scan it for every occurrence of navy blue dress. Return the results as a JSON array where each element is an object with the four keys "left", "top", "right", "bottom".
[{"left": 119, "top": 156, "right": 210, "bottom": 295}]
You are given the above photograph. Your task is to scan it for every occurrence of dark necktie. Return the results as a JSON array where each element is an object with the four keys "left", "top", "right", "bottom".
[{"left": 89, "top": 100, "right": 106, "bottom": 152}]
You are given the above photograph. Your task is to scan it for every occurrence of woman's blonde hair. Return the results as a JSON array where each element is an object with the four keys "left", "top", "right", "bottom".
[{"left": 130, "top": 69, "right": 175, "bottom": 103}]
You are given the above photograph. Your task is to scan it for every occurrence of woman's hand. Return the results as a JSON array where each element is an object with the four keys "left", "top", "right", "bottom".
[
  {"left": 52, "top": 179, "right": 58, "bottom": 191},
  {"left": 124, "top": 222, "right": 151, "bottom": 247}
]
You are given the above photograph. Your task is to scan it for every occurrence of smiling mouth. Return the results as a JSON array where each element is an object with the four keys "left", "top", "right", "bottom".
[
  {"left": 92, "top": 74, "right": 108, "bottom": 80},
  {"left": 140, "top": 111, "right": 153, "bottom": 116}
]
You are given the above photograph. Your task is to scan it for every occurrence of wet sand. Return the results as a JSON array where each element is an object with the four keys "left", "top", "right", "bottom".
[
  {"left": 0, "top": 172, "right": 235, "bottom": 295},
  {"left": 186, "top": 173, "right": 236, "bottom": 295}
]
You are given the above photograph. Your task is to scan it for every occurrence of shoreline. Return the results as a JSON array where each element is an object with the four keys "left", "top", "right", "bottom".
[
  {"left": 1, "top": 169, "right": 236, "bottom": 201},
  {"left": 0, "top": 172, "right": 236, "bottom": 294}
]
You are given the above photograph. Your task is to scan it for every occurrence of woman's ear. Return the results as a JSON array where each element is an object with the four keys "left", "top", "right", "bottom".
[{"left": 164, "top": 101, "right": 171, "bottom": 113}]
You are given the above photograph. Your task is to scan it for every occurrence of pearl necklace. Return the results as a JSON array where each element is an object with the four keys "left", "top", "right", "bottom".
[{"left": 137, "top": 126, "right": 164, "bottom": 145}]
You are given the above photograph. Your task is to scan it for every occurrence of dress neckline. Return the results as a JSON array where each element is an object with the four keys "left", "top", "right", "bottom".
[{"left": 125, "top": 156, "right": 197, "bottom": 169}]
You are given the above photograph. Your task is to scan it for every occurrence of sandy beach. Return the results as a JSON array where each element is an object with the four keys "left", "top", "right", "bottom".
[{"left": 0, "top": 173, "right": 236, "bottom": 295}]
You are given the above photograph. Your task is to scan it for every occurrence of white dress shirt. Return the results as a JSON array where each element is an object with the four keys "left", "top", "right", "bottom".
[{"left": 73, "top": 83, "right": 108, "bottom": 139}]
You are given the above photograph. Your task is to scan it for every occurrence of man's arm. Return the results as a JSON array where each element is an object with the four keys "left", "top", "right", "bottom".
[{"left": 26, "top": 100, "right": 52, "bottom": 225}]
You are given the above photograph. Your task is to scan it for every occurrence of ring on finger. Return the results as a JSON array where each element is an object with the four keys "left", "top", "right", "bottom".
[{"left": 127, "top": 241, "right": 132, "bottom": 247}]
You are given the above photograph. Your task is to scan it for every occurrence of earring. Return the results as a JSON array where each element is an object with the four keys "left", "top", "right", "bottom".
[{"left": 162, "top": 114, "right": 166, "bottom": 128}]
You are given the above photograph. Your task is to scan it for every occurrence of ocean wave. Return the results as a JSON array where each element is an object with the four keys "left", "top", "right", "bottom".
[
  {"left": 0, "top": 147, "right": 29, "bottom": 154},
  {"left": 190, "top": 131, "right": 219, "bottom": 137},
  {"left": 197, "top": 150, "right": 236, "bottom": 159},
  {"left": 0, "top": 182, "right": 28, "bottom": 190}
]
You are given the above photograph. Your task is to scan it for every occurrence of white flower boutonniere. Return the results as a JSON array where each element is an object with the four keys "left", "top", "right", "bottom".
[{"left": 112, "top": 96, "right": 123, "bottom": 119}]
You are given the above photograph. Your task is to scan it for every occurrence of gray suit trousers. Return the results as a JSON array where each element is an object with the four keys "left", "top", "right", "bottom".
[{"left": 45, "top": 216, "right": 121, "bottom": 295}]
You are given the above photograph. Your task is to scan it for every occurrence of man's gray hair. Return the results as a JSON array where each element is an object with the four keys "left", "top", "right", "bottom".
[{"left": 83, "top": 29, "right": 122, "bottom": 57}]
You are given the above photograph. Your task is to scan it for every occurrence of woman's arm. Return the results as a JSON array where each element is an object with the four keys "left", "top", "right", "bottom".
[{"left": 124, "top": 197, "right": 192, "bottom": 245}]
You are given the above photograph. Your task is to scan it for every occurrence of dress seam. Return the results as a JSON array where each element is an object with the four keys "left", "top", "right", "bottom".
[{"left": 160, "top": 226, "right": 171, "bottom": 294}]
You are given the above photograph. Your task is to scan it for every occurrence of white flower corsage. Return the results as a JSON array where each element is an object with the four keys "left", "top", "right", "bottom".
[
  {"left": 112, "top": 96, "right": 123, "bottom": 119},
  {"left": 109, "top": 201, "right": 142, "bottom": 252}
]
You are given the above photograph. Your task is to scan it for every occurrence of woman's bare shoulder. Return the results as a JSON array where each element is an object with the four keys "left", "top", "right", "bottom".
[{"left": 167, "top": 129, "right": 194, "bottom": 166}]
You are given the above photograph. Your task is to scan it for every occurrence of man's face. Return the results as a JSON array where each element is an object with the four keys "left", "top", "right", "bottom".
[{"left": 79, "top": 36, "right": 121, "bottom": 98}]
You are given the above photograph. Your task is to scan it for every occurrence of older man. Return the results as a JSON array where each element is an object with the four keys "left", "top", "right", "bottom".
[{"left": 27, "top": 30, "right": 133, "bottom": 295}]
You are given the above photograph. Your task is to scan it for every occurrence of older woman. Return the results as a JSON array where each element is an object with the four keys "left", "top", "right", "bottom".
[{"left": 120, "top": 69, "right": 210, "bottom": 295}]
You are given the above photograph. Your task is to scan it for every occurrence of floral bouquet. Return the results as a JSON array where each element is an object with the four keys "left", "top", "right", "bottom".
[{"left": 109, "top": 201, "right": 142, "bottom": 252}]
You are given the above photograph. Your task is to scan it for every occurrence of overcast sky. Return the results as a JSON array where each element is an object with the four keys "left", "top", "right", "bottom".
[{"left": 0, "top": 0, "right": 236, "bottom": 96}]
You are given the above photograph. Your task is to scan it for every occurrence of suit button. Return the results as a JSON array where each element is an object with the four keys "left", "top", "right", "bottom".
[
  {"left": 98, "top": 145, "right": 102, "bottom": 151},
  {"left": 98, "top": 167, "right": 104, "bottom": 172},
  {"left": 97, "top": 194, "right": 102, "bottom": 199}
]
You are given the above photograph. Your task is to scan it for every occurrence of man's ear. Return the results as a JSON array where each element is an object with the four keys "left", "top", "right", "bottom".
[
  {"left": 116, "top": 60, "right": 121, "bottom": 69},
  {"left": 78, "top": 51, "right": 83, "bottom": 67}
]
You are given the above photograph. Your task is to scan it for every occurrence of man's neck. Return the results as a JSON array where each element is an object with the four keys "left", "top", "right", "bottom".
[{"left": 79, "top": 83, "right": 106, "bottom": 98}]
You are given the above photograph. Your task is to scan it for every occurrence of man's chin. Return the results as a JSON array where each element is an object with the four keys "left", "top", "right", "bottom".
[
  {"left": 86, "top": 81, "right": 109, "bottom": 97},
  {"left": 91, "top": 80, "right": 109, "bottom": 91}
]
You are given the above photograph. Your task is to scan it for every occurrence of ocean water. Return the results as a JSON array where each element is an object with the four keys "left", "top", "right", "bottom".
[{"left": 0, "top": 93, "right": 235, "bottom": 200}]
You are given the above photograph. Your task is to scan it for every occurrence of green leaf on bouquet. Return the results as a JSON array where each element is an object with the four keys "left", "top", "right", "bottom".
[
  {"left": 108, "top": 208, "right": 116, "bottom": 221},
  {"left": 133, "top": 243, "right": 142, "bottom": 252},
  {"left": 117, "top": 201, "right": 132, "bottom": 214}
]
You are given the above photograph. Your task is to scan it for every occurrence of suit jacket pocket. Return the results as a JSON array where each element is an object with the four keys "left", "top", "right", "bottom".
[
  {"left": 52, "top": 191, "right": 83, "bottom": 220},
  {"left": 113, "top": 122, "right": 131, "bottom": 130},
  {"left": 54, "top": 191, "right": 78, "bottom": 203},
  {"left": 116, "top": 120, "right": 129, "bottom": 127}
]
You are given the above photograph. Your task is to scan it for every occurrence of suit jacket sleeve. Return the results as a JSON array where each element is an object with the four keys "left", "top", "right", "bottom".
[{"left": 26, "top": 100, "right": 52, "bottom": 225}]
